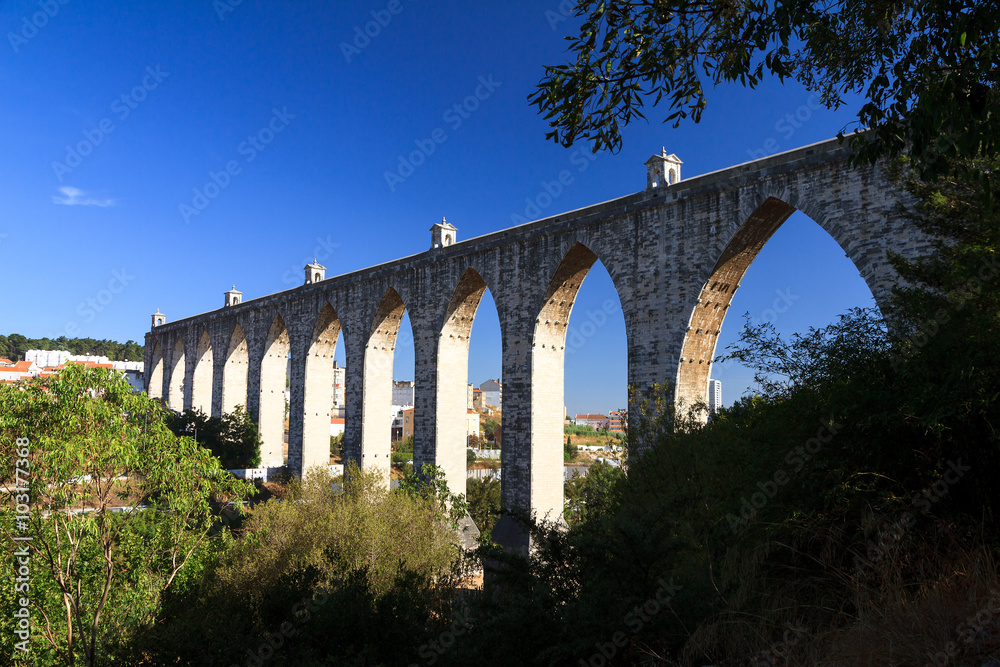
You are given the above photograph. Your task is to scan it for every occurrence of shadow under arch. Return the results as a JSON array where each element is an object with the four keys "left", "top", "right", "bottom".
[
  {"left": 191, "top": 329, "right": 213, "bottom": 414},
  {"left": 222, "top": 322, "right": 249, "bottom": 415},
  {"left": 530, "top": 241, "right": 601, "bottom": 523},
  {"left": 301, "top": 302, "right": 343, "bottom": 471},
  {"left": 148, "top": 341, "right": 164, "bottom": 401},
  {"left": 675, "top": 196, "right": 880, "bottom": 412},
  {"left": 167, "top": 337, "right": 185, "bottom": 411},
  {"left": 360, "top": 287, "right": 409, "bottom": 484},
  {"left": 434, "top": 267, "right": 493, "bottom": 498},
  {"left": 259, "top": 313, "right": 290, "bottom": 466}
]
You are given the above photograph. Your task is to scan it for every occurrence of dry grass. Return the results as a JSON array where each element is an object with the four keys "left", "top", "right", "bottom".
[{"left": 682, "top": 520, "right": 1000, "bottom": 666}]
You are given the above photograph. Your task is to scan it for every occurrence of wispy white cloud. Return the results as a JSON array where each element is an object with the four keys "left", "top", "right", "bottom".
[{"left": 52, "top": 187, "right": 115, "bottom": 207}]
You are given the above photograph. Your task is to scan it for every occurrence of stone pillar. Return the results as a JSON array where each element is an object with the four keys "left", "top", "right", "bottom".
[
  {"left": 342, "top": 329, "right": 366, "bottom": 472},
  {"left": 286, "top": 335, "right": 307, "bottom": 474},
  {"left": 222, "top": 324, "right": 250, "bottom": 416},
  {"left": 491, "top": 318, "right": 533, "bottom": 554},
  {"left": 257, "top": 317, "right": 290, "bottom": 467},
  {"left": 300, "top": 306, "right": 342, "bottom": 475},
  {"left": 211, "top": 345, "right": 225, "bottom": 418}
]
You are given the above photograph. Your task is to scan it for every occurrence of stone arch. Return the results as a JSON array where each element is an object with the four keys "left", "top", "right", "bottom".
[
  {"left": 167, "top": 337, "right": 185, "bottom": 411},
  {"left": 222, "top": 322, "right": 249, "bottom": 415},
  {"left": 361, "top": 287, "right": 408, "bottom": 484},
  {"left": 302, "top": 302, "right": 342, "bottom": 471},
  {"left": 675, "top": 195, "right": 883, "bottom": 411},
  {"left": 191, "top": 329, "right": 213, "bottom": 414},
  {"left": 435, "top": 267, "right": 492, "bottom": 497},
  {"left": 531, "top": 241, "right": 601, "bottom": 522},
  {"left": 259, "top": 313, "right": 290, "bottom": 466},
  {"left": 148, "top": 341, "right": 164, "bottom": 400}
]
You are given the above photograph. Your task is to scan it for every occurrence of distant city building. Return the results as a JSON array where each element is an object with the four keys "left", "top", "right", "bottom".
[
  {"left": 471, "top": 388, "right": 484, "bottom": 412},
  {"left": 609, "top": 410, "right": 626, "bottom": 434},
  {"left": 479, "top": 379, "right": 502, "bottom": 408},
  {"left": 392, "top": 380, "right": 415, "bottom": 407},
  {"left": 25, "top": 350, "right": 72, "bottom": 367},
  {"left": 330, "top": 417, "right": 345, "bottom": 438},
  {"left": 331, "top": 362, "right": 345, "bottom": 418},
  {"left": 575, "top": 414, "right": 610, "bottom": 430},
  {"left": 10, "top": 352, "right": 143, "bottom": 391},
  {"left": 401, "top": 407, "right": 415, "bottom": 440},
  {"left": 708, "top": 379, "right": 722, "bottom": 414},
  {"left": 467, "top": 409, "right": 481, "bottom": 440},
  {"left": 0, "top": 360, "right": 39, "bottom": 383}
]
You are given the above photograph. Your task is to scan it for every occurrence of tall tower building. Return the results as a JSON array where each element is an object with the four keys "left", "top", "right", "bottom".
[{"left": 708, "top": 379, "right": 722, "bottom": 414}]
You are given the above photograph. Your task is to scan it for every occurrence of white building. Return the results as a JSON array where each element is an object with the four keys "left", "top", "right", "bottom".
[
  {"left": 392, "top": 380, "right": 414, "bottom": 407},
  {"left": 332, "top": 362, "right": 346, "bottom": 418},
  {"left": 25, "top": 350, "right": 72, "bottom": 367},
  {"left": 479, "top": 379, "right": 502, "bottom": 409},
  {"left": 708, "top": 379, "right": 722, "bottom": 414}
]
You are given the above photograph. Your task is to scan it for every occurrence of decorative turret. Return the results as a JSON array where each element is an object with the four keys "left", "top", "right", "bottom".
[
  {"left": 224, "top": 285, "right": 243, "bottom": 307},
  {"left": 645, "top": 148, "right": 683, "bottom": 190},
  {"left": 304, "top": 259, "right": 325, "bottom": 285},
  {"left": 151, "top": 309, "right": 165, "bottom": 328},
  {"left": 430, "top": 217, "right": 457, "bottom": 249}
]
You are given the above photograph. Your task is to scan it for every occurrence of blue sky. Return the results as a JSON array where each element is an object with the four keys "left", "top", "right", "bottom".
[{"left": 0, "top": 0, "right": 876, "bottom": 414}]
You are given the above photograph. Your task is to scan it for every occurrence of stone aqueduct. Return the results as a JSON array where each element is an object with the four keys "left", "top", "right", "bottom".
[{"left": 144, "top": 137, "right": 928, "bottom": 543}]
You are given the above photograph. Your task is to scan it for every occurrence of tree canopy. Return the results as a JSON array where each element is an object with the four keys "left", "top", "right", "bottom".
[
  {"left": 531, "top": 0, "right": 1000, "bottom": 181},
  {"left": 0, "top": 365, "right": 253, "bottom": 665},
  {"left": 0, "top": 334, "right": 144, "bottom": 362}
]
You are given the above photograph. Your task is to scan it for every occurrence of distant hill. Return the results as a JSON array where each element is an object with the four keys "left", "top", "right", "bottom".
[{"left": 0, "top": 334, "right": 144, "bottom": 362}]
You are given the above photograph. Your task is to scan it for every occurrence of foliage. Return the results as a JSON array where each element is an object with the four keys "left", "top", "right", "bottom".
[
  {"left": 391, "top": 451, "right": 414, "bottom": 464},
  {"left": 398, "top": 463, "right": 470, "bottom": 532},
  {"left": 531, "top": 0, "right": 1000, "bottom": 186},
  {"left": 391, "top": 434, "right": 414, "bottom": 452},
  {"left": 466, "top": 476, "right": 501, "bottom": 537},
  {"left": 467, "top": 433, "right": 482, "bottom": 448},
  {"left": 467, "top": 447, "right": 477, "bottom": 465},
  {"left": 563, "top": 460, "right": 625, "bottom": 524},
  {"left": 563, "top": 423, "right": 597, "bottom": 436},
  {"left": 165, "top": 406, "right": 262, "bottom": 470},
  {"left": 144, "top": 464, "right": 462, "bottom": 666},
  {"left": 0, "top": 333, "right": 144, "bottom": 362},
  {"left": 481, "top": 417, "right": 500, "bottom": 442},
  {"left": 329, "top": 433, "right": 343, "bottom": 459},
  {"left": 563, "top": 437, "right": 578, "bottom": 462},
  {"left": 0, "top": 365, "right": 253, "bottom": 666}
]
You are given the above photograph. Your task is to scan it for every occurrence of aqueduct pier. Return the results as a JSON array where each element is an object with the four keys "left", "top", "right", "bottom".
[{"left": 145, "top": 137, "right": 928, "bottom": 547}]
